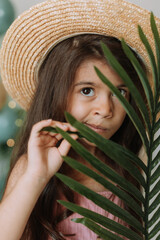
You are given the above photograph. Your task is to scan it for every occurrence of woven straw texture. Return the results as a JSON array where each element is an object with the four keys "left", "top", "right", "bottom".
[{"left": 0, "top": 0, "right": 159, "bottom": 110}]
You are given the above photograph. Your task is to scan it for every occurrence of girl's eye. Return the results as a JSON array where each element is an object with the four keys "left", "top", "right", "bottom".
[
  {"left": 81, "top": 88, "right": 94, "bottom": 96},
  {"left": 112, "top": 89, "right": 127, "bottom": 97},
  {"left": 119, "top": 89, "right": 127, "bottom": 97}
]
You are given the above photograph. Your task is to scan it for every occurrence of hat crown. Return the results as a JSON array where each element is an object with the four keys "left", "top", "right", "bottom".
[{"left": 0, "top": 0, "right": 158, "bottom": 110}]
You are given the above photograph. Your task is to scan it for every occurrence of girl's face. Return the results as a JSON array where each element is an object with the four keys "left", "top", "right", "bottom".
[{"left": 67, "top": 59, "right": 130, "bottom": 140}]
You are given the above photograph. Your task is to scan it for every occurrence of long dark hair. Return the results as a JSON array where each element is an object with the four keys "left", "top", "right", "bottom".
[{"left": 10, "top": 34, "right": 146, "bottom": 239}]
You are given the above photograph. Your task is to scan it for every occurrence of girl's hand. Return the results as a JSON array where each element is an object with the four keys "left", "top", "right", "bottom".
[{"left": 26, "top": 119, "right": 78, "bottom": 183}]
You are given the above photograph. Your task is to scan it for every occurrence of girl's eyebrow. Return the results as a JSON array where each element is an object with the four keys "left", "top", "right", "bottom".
[
  {"left": 117, "top": 84, "right": 128, "bottom": 88},
  {"left": 74, "top": 81, "right": 128, "bottom": 88},
  {"left": 73, "top": 81, "right": 96, "bottom": 87}
]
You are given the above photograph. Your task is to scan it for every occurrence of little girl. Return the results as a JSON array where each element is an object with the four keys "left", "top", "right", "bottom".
[{"left": 0, "top": 0, "right": 157, "bottom": 239}]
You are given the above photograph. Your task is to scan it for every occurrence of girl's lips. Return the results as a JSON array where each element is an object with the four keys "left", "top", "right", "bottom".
[{"left": 84, "top": 123, "right": 107, "bottom": 133}]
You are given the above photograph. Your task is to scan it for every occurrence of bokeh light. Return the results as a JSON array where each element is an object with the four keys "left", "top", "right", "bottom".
[
  {"left": 8, "top": 100, "right": 16, "bottom": 109},
  {"left": 6, "top": 138, "right": 15, "bottom": 147}
]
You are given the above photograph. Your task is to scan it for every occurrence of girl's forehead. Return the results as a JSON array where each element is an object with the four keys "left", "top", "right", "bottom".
[{"left": 74, "top": 58, "right": 124, "bottom": 86}]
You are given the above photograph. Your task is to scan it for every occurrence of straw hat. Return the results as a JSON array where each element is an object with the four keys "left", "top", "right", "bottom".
[{"left": 0, "top": 0, "right": 159, "bottom": 110}]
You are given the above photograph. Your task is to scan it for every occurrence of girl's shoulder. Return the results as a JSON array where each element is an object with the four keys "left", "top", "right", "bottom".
[{"left": 2, "top": 154, "right": 27, "bottom": 199}]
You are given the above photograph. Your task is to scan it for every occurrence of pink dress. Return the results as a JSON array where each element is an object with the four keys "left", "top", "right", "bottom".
[{"left": 57, "top": 191, "right": 128, "bottom": 240}]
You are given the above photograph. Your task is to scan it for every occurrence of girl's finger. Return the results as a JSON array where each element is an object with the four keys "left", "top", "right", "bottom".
[
  {"left": 50, "top": 122, "right": 77, "bottom": 132},
  {"left": 37, "top": 134, "right": 58, "bottom": 146},
  {"left": 31, "top": 120, "right": 77, "bottom": 142},
  {"left": 58, "top": 134, "right": 78, "bottom": 156},
  {"left": 31, "top": 119, "right": 52, "bottom": 137},
  {"left": 40, "top": 131, "right": 49, "bottom": 135}
]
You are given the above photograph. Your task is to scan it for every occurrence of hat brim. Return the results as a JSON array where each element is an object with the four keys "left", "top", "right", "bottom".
[{"left": 0, "top": 0, "right": 159, "bottom": 110}]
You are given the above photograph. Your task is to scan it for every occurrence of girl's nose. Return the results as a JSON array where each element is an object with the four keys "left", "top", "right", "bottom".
[{"left": 93, "top": 95, "right": 113, "bottom": 118}]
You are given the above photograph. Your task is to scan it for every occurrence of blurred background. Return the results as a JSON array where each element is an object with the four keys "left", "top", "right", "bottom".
[{"left": 0, "top": 0, "right": 160, "bottom": 199}]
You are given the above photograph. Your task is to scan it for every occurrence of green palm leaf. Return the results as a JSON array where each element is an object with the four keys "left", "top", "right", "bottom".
[
  {"left": 149, "top": 180, "right": 160, "bottom": 200},
  {"left": 58, "top": 199, "right": 143, "bottom": 240},
  {"left": 57, "top": 201, "right": 138, "bottom": 240},
  {"left": 56, "top": 126, "right": 145, "bottom": 203},
  {"left": 150, "top": 165, "right": 160, "bottom": 184},
  {"left": 156, "top": 101, "right": 160, "bottom": 115},
  {"left": 149, "top": 193, "right": 160, "bottom": 214},
  {"left": 121, "top": 38, "right": 154, "bottom": 116},
  {"left": 100, "top": 41, "right": 151, "bottom": 134},
  {"left": 154, "top": 118, "right": 160, "bottom": 134},
  {"left": 42, "top": 13, "right": 160, "bottom": 240},
  {"left": 150, "top": 12, "right": 160, "bottom": 90},
  {"left": 151, "top": 150, "right": 160, "bottom": 168},
  {"left": 95, "top": 66, "right": 149, "bottom": 151},
  {"left": 62, "top": 156, "right": 144, "bottom": 217},
  {"left": 138, "top": 25, "right": 158, "bottom": 102},
  {"left": 148, "top": 221, "right": 160, "bottom": 239},
  {"left": 152, "top": 134, "right": 160, "bottom": 152},
  {"left": 64, "top": 114, "right": 147, "bottom": 174},
  {"left": 56, "top": 173, "right": 143, "bottom": 231},
  {"left": 72, "top": 218, "right": 125, "bottom": 240},
  {"left": 148, "top": 207, "right": 160, "bottom": 228}
]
